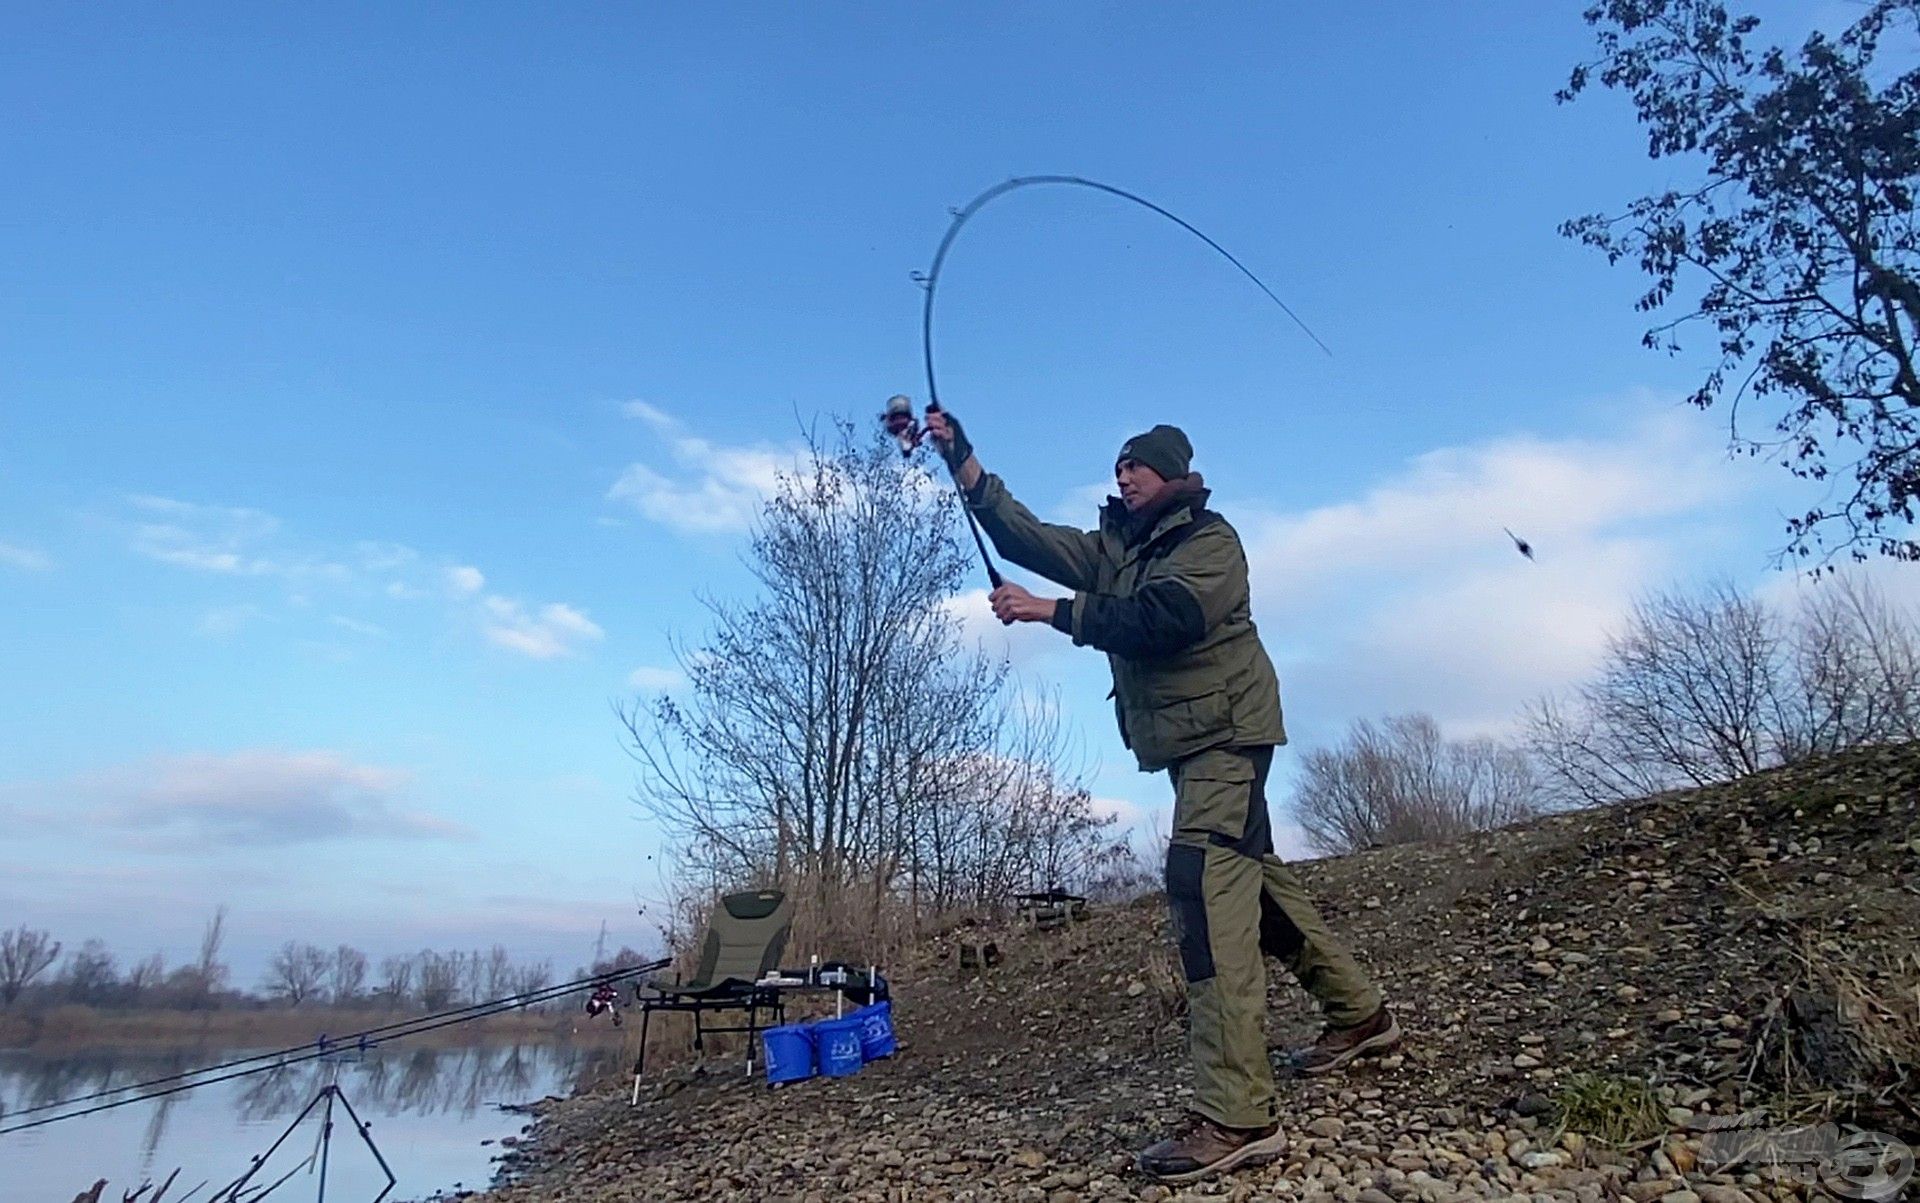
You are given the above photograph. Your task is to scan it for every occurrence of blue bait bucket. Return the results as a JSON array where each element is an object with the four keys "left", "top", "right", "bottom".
[
  {"left": 812, "top": 1016, "right": 864, "bottom": 1077},
  {"left": 851, "top": 1001, "right": 897, "bottom": 1060},
  {"left": 761, "top": 1023, "right": 815, "bottom": 1085}
]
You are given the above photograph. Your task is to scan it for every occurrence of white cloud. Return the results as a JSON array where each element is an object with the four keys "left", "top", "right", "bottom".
[
  {"left": 112, "top": 498, "right": 605, "bottom": 666},
  {"left": 1233, "top": 411, "right": 1738, "bottom": 614},
  {"left": 124, "top": 494, "right": 362, "bottom": 592},
  {"left": 621, "top": 399, "right": 678, "bottom": 430},
  {"left": 198, "top": 604, "right": 264, "bottom": 637},
  {"left": 607, "top": 402, "right": 796, "bottom": 534},
  {"left": 1088, "top": 794, "right": 1149, "bottom": 827},
  {"left": 354, "top": 541, "right": 418, "bottom": 572},
  {"left": 329, "top": 615, "right": 388, "bottom": 638},
  {"left": 1232, "top": 409, "right": 1777, "bottom": 742},
  {"left": 942, "top": 588, "right": 1071, "bottom": 669},
  {"left": 2, "top": 751, "right": 473, "bottom": 849},
  {"left": 446, "top": 564, "right": 485, "bottom": 596},
  {"left": 127, "top": 494, "right": 285, "bottom": 575},
  {"left": 481, "top": 596, "right": 605, "bottom": 660},
  {"left": 1048, "top": 481, "right": 1117, "bottom": 524},
  {"left": 627, "top": 665, "right": 686, "bottom": 692},
  {"left": 0, "top": 540, "right": 52, "bottom": 572}
]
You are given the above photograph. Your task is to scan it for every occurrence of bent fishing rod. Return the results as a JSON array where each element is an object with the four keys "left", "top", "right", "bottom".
[{"left": 890, "top": 174, "right": 1332, "bottom": 590}]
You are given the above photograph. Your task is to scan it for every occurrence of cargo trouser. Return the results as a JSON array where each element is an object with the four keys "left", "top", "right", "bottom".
[{"left": 1164, "top": 745, "right": 1383, "bottom": 1129}]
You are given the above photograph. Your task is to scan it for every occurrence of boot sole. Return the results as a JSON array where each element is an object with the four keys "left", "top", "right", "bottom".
[
  {"left": 1293, "top": 1014, "right": 1403, "bottom": 1076},
  {"left": 1139, "top": 1130, "right": 1288, "bottom": 1185}
]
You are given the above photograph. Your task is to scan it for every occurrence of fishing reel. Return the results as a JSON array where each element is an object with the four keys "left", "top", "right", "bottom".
[
  {"left": 584, "top": 980, "right": 623, "bottom": 1026},
  {"left": 880, "top": 394, "right": 946, "bottom": 459},
  {"left": 879, "top": 394, "right": 1005, "bottom": 588}
]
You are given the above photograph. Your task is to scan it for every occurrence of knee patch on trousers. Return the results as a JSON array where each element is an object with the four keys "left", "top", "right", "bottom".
[
  {"left": 1166, "top": 843, "right": 1215, "bottom": 982},
  {"left": 1259, "top": 891, "right": 1305, "bottom": 960}
]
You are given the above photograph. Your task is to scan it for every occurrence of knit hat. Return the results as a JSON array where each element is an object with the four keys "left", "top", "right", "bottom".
[{"left": 1116, "top": 424, "right": 1194, "bottom": 481}]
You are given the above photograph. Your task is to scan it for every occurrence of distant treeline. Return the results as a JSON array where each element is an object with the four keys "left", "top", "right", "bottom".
[{"left": 0, "top": 908, "right": 650, "bottom": 1014}]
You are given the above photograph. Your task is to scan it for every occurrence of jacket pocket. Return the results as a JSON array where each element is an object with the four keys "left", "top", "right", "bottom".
[{"left": 1130, "top": 689, "right": 1231, "bottom": 769}]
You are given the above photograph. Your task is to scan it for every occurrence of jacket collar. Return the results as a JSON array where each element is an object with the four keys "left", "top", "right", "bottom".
[{"left": 1101, "top": 473, "right": 1211, "bottom": 549}]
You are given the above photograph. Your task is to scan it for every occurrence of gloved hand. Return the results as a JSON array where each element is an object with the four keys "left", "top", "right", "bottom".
[{"left": 923, "top": 407, "right": 973, "bottom": 474}]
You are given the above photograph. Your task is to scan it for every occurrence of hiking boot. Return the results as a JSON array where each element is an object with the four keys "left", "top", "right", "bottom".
[
  {"left": 1283, "top": 1005, "right": 1402, "bottom": 1076},
  {"left": 1136, "top": 1113, "right": 1287, "bottom": 1184}
]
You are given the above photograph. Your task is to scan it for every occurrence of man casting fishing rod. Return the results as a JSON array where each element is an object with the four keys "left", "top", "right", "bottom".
[{"left": 924, "top": 408, "right": 1401, "bottom": 1185}]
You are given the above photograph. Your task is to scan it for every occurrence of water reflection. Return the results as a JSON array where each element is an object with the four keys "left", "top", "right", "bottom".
[
  {"left": 0, "top": 1041, "right": 618, "bottom": 1128},
  {"left": 0, "top": 1041, "right": 622, "bottom": 1201}
]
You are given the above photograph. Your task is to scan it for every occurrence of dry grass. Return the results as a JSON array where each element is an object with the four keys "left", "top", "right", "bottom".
[{"left": 1743, "top": 937, "right": 1920, "bottom": 1132}]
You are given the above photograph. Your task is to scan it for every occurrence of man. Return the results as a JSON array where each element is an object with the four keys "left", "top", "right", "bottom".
[{"left": 925, "top": 410, "right": 1400, "bottom": 1185}]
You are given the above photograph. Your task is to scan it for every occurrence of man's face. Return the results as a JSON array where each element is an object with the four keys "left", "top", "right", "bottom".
[{"left": 1115, "top": 457, "right": 1168, "bottom": 512}]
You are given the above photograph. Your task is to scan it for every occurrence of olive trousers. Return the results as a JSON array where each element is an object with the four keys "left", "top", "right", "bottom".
[{"left": 1164, "top": 745, "right": 1383, "bottom": 1128}]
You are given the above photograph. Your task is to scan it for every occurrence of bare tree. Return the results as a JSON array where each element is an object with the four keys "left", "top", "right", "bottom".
[
  {"left": 262, "top": 942, "right": 330, "bottom": 1007},
  {"left": 125, "top": 953, "right": 166, "bottom": 998},
  {"left": 511, "top": 960, "right": 553, "bottom": 1007},
  {"left": 415, "top": 950, "right": 462, "bottom": 1010},
  {"left": 484, "top": 945, "right": 514, "bottom": 1001},
  {"left": 0, "top": 926, "right": 61, "bottom": 1005},
  {"left": 180, "top": 905, "right": 230, "bottom": 1008},
  {"left": 1780, "top": 571, "right": 1920, "bottom": 756},
  {"left": 328, "top": 945, "right": 368, "bottom": 1006},
  {"left": 377, "top": 954, "right": 414, "bottom": 1009},
  {"left": 1293, "top": 713, "right": 1542, "bottom": 856},
  {"left": 59, "top": 939, "right": 120, "bottom": 1005},
  {"left": 1530, "top": 572, "right": 1920, "bottom": 805}
]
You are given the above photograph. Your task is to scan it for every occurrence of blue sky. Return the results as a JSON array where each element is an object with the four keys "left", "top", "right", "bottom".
[{"left": 3, "top": 1, "right": 1905, "bottom": 979}]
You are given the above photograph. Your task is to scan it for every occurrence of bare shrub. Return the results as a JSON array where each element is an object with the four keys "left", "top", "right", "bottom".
[
  {"left": 1292, "top": 713, "right": 1541, "bottom": 856},
  {"left": 1530, "top": 572, "right": 1920, "bottom": 806}
]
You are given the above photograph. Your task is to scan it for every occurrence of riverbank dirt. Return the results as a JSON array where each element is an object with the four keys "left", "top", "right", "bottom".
[{"left": 481, "top": 744, "right": 1920, "bottom": 1202}]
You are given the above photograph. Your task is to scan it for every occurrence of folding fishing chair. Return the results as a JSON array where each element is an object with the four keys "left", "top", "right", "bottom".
[{"left": 630, "top": 888, "right": 792, "bottom": 1090}]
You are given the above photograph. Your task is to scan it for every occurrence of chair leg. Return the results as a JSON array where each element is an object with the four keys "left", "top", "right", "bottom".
[
  {"left": 630, "top": 1005, "right": 654, "bottom": 1105},
  {"left": 746, "top": 1002, "right": 759, "bottom": 1077}
]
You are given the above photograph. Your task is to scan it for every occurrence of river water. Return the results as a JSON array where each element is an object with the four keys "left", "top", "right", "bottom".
[{"left": 0, "top": 1042, "right": 620, "bottom": 1201}]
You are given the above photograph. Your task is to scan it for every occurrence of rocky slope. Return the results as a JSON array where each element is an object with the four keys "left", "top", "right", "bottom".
[{"left": 479, "top": 744, "right": 1920, "bottom": 1203}]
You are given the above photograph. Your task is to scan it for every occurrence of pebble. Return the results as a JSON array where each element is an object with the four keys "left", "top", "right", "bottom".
[{"left": 469, "top": 743, "right": 1920, "bottom": 1203}]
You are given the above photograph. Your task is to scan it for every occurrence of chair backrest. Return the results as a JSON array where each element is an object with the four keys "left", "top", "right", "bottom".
[{"left": 688, "top": 889, "right": 791, "bottom": 988}]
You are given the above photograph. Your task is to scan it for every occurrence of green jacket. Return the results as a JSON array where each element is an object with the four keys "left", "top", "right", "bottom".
[{"left": 965, "top": 471, "right": 1286, "bottom": 772}]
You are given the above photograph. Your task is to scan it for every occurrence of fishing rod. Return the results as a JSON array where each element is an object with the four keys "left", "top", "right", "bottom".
[
  {"left": 0, "top": 958, "right": 668, "bottom": 1137},
  {"left": 886, "top": 174, "right": 1331, "bottom": 590}
]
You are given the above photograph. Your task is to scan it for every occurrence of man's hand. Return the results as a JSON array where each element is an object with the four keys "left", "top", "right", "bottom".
[
  {"left": 923, "top": 409, "right": 981, "bottom": 488},
  {"left": 989, "top": 582, "right": 1057, "bottom": 626}
]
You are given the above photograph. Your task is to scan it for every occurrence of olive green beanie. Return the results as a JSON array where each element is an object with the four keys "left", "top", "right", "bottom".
[{"left": 1116, "top": 424, "right": 1194, "bottom": 480}]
